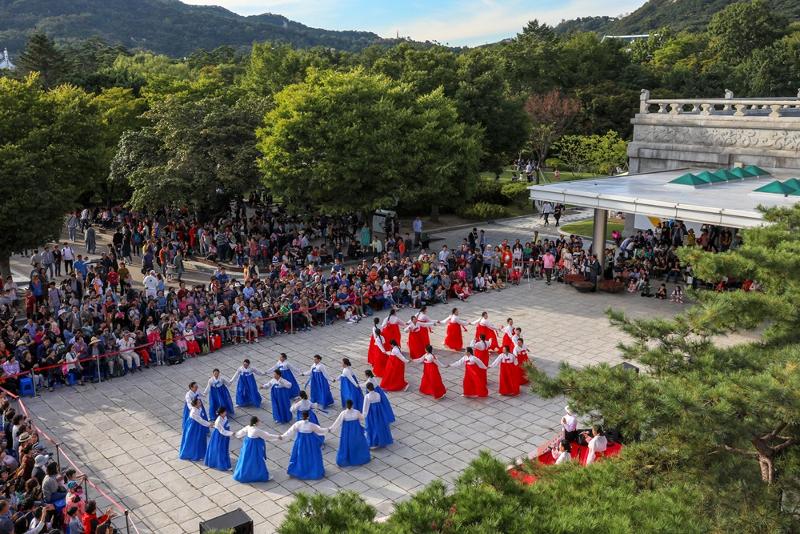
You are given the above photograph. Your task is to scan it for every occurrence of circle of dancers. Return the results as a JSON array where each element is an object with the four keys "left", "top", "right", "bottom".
[{"left": 178, "top": 309, "right": 531, "bottom": 483}]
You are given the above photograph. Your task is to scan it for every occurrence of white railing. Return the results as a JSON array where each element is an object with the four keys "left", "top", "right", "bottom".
[{"left": 638, "top": 89, "right": 800, "bottom": 118}]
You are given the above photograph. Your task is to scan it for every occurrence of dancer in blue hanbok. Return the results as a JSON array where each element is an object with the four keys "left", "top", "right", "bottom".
[
  {"left": 282, "top": 411, "right": 328, "bottom": 480},
  {"left": 179, "top": 398, "right": 212, "bottom": 461},
  {"left": 204, "top": 369, "right": 235, "bottom": 417},
  {"left": 329, "top": 399, "right": 370, "bottom": 467},
  {"left": 364, "top": 370, "right": 395, "bottom": 423},
  {"left": 180, "top": 382, "right": 207, "bottom": 452},
  {"left": 262, "top": 370, "right": 293, "bottom": 424},
  {"left": 301, "top": 354, "right": 334, "bottom": 408},
  {"left": 231, "top": 359, "right": 264, "bottom": 408},
  {"left": 363, "top": 383, "right": 393, "bottom": 448},
  {"left": 232, "top": 417, "right": 282, "bottom": 483},
  {"left": 267, "top": 353, "right": 301, "bottom": 398},
  {"left": 339, "top": 358, "right": 364, "bottom": 411},
  {"left": 291, "top": 391, "right": 325, "bottom": 446},
  {"left": 204, "top": 408, "right": 234, "bottom": 471}
]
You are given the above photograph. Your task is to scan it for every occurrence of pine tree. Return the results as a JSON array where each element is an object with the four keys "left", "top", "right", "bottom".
[{"left": 17, "top": 32, "right": 66, "bottom": 88}]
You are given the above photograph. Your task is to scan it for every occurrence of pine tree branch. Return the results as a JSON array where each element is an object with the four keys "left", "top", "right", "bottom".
[
  {"left": 771, "top": 438, "right": 795, "bottom": 453},
  {"left": 722, "top": 444, "right": 757, "bottom": 457}
]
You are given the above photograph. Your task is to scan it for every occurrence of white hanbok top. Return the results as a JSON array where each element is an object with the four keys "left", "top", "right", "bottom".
[
  {"left": 418, "top": 352, "right": 443, "bottom": 366},
  {"left": 471, "top": 317, "right": 499, "bottom": 330},
  {"left": 554, "top": 450, "right": 571, "bottom": 465},
  {"left": 362, "top": 390, "right": 382, "bottom": 418},
  {"left": 512, "top": 344, "right": 529, "bottom": 358},
  {"left": 329, "top": 408, "right": 364, "bottom": 432},
  {"left": 340, "top": 366, "right": 360, "bottom": 387},
  {"left": 203, "top": 375, "right": 232, "bottom": 395},
  {"left": 371, "top": 328, "right": 385, "bottom": 344},
  {"left": 263, "top": 377, "right": 292, "bottom": 389},
  {"left": 365, "top": 376, "right": 380, "bottom": 389},
  {"left": 489, "top": 352, "right": 518, "bottom": 368},
  {"left": 441, "top": 314, "right": 468, "bottom": 326},
  {"left": 384, "top": 346, "right": 408, "bottom": 363},
  {"left": 381, "top": 315, "right": 402, "bottom": 328},
  {"left": 302, "top": 362, "right": 331, "bottom": 381},
  {"left": 290, "top": 399, "right": 320, "bottom": 413},
  {"left": 281, "top": 420, "right": 327, "bottom": 440},
  {"left": 561, "top": 414, "right": 578, "bottom": 433},
  {"left": 231, "top": 365, "right": 262, "bottom": 383},
  {"left": 188, "top": 406, "right": 211, "bottom": 427},
  {"left": 213, "top": 416, "right": 234, "bottom": 436},
  {"left": 470, "top": 339, "right": 491, "bottom": 352},
  {"left": 267, "top": 360, "right": 299, "bottom": 375},
  {"left": 586, "top": 435, "right": 608, "bottom": 465},
  {"left": 450, "top": 355, "right": 487, "bottom": 369},
  {"left": 234, "top": 425, "right": 280, "bottom": 441},
  {"left": 415, "top": 312, "right": 433, "bottom": 326},
  {"left": 185, "top": 390, "right": 201, "bottom": 409},
  {"left": 502, "top": 324, "right": 515, "bottom": 338}
]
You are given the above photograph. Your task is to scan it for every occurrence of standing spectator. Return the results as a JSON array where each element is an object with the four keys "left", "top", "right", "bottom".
[
  {"left": 67, "top": 212, "right": 80, "bottom": 242},
  {"left": 62, "top": 242, "right": 75, "bottom": 274},
  {"left": 85, "top": 225, "right": 97, "bottom": 255},
  {"left": 553, "top": 204, "right": 563, "bottom": 227},
  {"left": 412, "top": 217, "right": 423, "bottom": 248},
  {"left": 542, "top": 249, "right": 555, "bottom": 285}
]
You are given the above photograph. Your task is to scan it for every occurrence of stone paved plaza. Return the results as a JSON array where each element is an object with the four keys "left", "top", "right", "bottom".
[{"left": 20, "top": 281, "right": 686, "bottom": 533}]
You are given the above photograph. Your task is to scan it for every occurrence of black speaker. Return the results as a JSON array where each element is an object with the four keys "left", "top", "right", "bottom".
[
  {"left": 614, "top": 362, "right": 639, "bottom": 373},
  {"left": 199, "top": 508, "right": 253, "bottom": 534}
]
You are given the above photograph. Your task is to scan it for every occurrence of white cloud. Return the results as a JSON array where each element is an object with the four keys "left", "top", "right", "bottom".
[{"left": 385, "top": 0, "right": 646, "bottom": 46}]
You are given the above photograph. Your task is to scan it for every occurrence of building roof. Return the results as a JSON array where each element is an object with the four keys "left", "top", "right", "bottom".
[
  {"left": 0, "top": 49, "right": 15, "bottom": 70},
  {"left": 528, "top": 168, "right": 800, "bottom": 228}
]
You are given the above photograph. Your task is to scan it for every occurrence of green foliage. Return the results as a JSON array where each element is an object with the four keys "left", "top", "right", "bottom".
[
  {"left": 277, "top": 491, "right": 375, "bottom": 534},
  {"left": 16, "top": 33, "right": 67, "bottom": 89},
  {"left": 500, "top": 182, "right": 530, "bottom": 203},
  {"left": 552, "top": 131, "right": 628, "bottom": 175},
  {"left": 471, "top": 180, "right": 506, "bottom": 205},
  {"left": 708, "top": 0, "right": 788, "bottom": 63},
  {"left": 0, "top": 75, "right": 102, "bottom": 274},
  {"left": 459, "top": 202, "right": 510, "bottom": 220}
]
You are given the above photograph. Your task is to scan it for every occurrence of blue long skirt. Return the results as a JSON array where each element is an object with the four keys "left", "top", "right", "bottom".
[
  {"left": 282, "top": 368, "right": 301, "bottom": 398},
  {"left": 180, "top": 404, "right": 207, "bottom": 452},
  {"left": 208, "top": 385, "right": 235, "bottom": 418},
  {"left": 340, "top": 377, "right": 365, "bottom": 412},
  {"left": 336, "top": 419, "right": 371, "bottom": 467},
  {"left": 310, "top": 370, "right": 334, "bottom": 408},
  {"left": 178, "top": 418, "right": 209, "bottom": 461},
  {"left": 287, "top": 432, "right": 325, "bottom": 480},
  {"left": 365, "top": 404, "right": 393, "bottom": 448},
  {"left": 296, "top": 409, "right": 324, "bottom": 445},
  {"left": 204, "top": 427, "right": 231, "bottom": 471},
  {"left": 271, "top": 386, "right": 293, "bottom": 424},
  {"left": 375, "top": 386, "right": 395, "bottom": 423},
  {"left": 236, "top": 374, "right": 262, "bottom": 408},
  {"left": 233, "top": 437, "right": 269, "bottom": 483}
]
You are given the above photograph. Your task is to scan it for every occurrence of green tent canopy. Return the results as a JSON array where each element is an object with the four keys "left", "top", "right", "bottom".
[
  {"left": 783, "top": 178, "right": 800, "bottom": 191},
  {"left": 713, "top": 169, "right": 740, "bottom": 181},
  {"left": 669, "top": 173, "right": 710, "bottom": 186},
  {"left": 753, "top": 180, "right": 797, "bottom": 196},
  {"left": 730, "top": 167, "right": 758, "bottom": 179},
  {"left": 744, "top": 165, "right": 770, "bottom": 177},
  {"left": 697, "top": 170, "right": 725, "bottom": 183}
]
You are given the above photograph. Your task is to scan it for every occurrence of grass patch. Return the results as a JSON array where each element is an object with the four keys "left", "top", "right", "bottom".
[
  {"left": 560, "top": 218, "right": 624, "bottom": 240},
  {"left": 480, "top": 168, "right": 597, "bottom": 184}
]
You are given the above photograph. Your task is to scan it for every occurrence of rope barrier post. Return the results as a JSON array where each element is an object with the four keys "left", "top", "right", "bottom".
[
  {"left": 55, "top": 443, "right": 61, "bottom": 471},
  {"left": 96, "top": 352, "right": 102, "bottom": 384},
  {"left": 323, "top": 283, "right": 327, "bottom": 326},
  {"left": 125, "top": 509, "right": 131, "bottom": 534},
  {"left": 30, "top": 372, "right": 36, "bottom": 397},
  {"left": 83, "top": 477, "right": 89, "bottom": 500},
  {"left": 290, "top": 309, "right": 294, "bottom": 334}
]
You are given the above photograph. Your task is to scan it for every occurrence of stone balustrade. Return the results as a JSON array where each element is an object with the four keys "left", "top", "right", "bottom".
[{"left": 638, "top": 89, "right": 800, "bottom": 118}]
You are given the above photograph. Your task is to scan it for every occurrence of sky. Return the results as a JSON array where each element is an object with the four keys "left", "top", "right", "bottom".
[{"left": 182, "top": 0, "right": 647, "bottom": 46}]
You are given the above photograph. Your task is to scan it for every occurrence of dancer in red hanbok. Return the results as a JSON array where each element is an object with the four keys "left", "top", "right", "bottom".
[
  {"left": 449, "top": 348, "right": 488, "bottom": 398},
  {"left": 413, "top": 345, "right": 447, "bottom": 399},
  {"left": 471, "top": 334, "right": 491, "bottom": 366},
  {"left": 415, "top": 306, "right": 434, "bottom": 347},
  {"left": 381, "top": 309, "right": 403, "bottom": 349},
  {"left": 379, "top": 340, "right": 409, "bottom": 392},
  {"left": 404, "top": 316, "right": 434, "bottom": 359},
  {"left": 489, "top": 347, "right": 520, "bottom": 396},
  {"left": 500, "top": 318, "right": 516, "bottom": 352},
  {"left": 438, "top": 308, "right": 468, "bottom": 351},
  {"left": 513, "top": 335, "right": 530, "bottom": 385},
  {"left": 470, "top": 312, "right": 500, "bottom": 351},
  {"left": 367, "top": 318, "right": 388, "bottom": 376}
]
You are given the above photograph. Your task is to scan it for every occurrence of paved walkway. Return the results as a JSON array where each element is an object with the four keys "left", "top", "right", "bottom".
[{"left": 23, "top": 281, "right": 686, "bottom": 533}]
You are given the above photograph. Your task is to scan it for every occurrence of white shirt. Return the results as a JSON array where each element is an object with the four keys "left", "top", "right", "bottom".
[
  {"left": 417, "top": 352, "right": 442, "bottom": 366},
  {"left": 554, "top": 450, "right": 571, "bottom": 465},
  {"left": 471, "top": 339, "right": 490, "bottom": 352},
  {"left": 185, "top": 389, "right": 202, "bottom": 409},
  {"left": 188, "top": 407, "right": 211, "bottom": 427},
  {"left": 329, "top": 408, "right": 364, "bottom": 432},
  {"left": 561, "top": 414, "right": 577, "bottom": 433},
  {"left": 267, "top": 360, "right": 299, "bottom": 375},
  {"left": 384, "top": 346, "right": 408, "bottom": 363},
  {"left": 473, "top": 317, "right": 498, "bottom": 330},
  {"left": 586, "top": 435, "right": 608, "bottom": 465},
  {"left": 489, "top": 352, "right": 518, "bottom": 367},
  {"left": 340, "top": 367, "right": 360, "bottom": 387},
  {"left": 117, "top": 337, "right": 135, "bottom": 353},
  {"left": 365, "top": 376, "right": 380, "bottom": 389},
  {"left": 203, "top": 375, "right": 231, "bottom": 395},
  {"left": 450, "top": 355, "right": 487, "bottom": 369},
  {"left": 371, "top": 328, "right": 385, "bottom": 344},
  {"left": 234, "top": 425, "right": 280, "bottom": 441},
  {"left": 302, "top": 362, "right": 331, "bottom": 381},
  {"left": 290, "top": 399, "right": 320, "bottom": 413},
  {"left": 362, "top": 390, "right": 382, "bottom": 418},
  {"left": 502, "top": 324, "right": 514, "bottom": 338},
  {"left": 231, "top": 365, "right": 262, "bottom": 383},
  {"left": 441, "top": 314, "right": 468, "bottom": 326},
  {"left": 263, "top": 377, "right": 292, "bottom": 389},
  {"left": 213, "top": 416, "right": 234, "bottom": 436},
  {"left": 382, "top": 315, "right": 402, "bottom": 327},
  {"left": 281, "top": 420, "right": 327, "bottom": 440},
  {"left": 142, "top": 275, "right": 158, "bottom": 295}
]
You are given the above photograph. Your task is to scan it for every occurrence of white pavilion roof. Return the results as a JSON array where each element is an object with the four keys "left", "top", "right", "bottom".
[{"left": 528, "top": 168, "right": 800, "bottom": 228}]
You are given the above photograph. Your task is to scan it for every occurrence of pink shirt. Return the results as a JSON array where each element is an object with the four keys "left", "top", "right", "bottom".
[{"left": 542, "top": 253, "right": 555, "bottom": 269}]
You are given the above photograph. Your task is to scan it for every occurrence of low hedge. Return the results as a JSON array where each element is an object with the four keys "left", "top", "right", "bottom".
[{"left": 459, "top": 202, "right": 511, "bottom": 220}]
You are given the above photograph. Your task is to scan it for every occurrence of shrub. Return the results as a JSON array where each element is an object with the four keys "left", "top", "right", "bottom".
[
  {"left": 459, "top": 202, "right": 510, "bottom": 220},
  {"left": 471, "top": 180, "right": 506, "bottom": 205},
  {"left": 500, "top": 182, "right": 530, "bottom": 203}
]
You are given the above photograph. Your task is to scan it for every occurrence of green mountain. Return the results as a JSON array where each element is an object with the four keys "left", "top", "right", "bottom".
[
  {"left": 556, "top": 0, "right": 800, "bottom": 35},
  {"left": 0, "top": 0, "right": 388, "bottom": 56}
]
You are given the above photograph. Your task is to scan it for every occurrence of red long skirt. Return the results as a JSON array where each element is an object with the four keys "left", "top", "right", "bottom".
[
  {"left": 463, "top": 365, "right": 488, "bottom": 397},
  {"left": 419, "top": 362, "right": 446, "bottom": 399},
  {"left": 516, "top": 351, "right": 530, "bottom": 385},
  {"left": 444, "top": 323, "right": 464, "bottom": 351},
  {"left": 419, "top": 326, "right": 431, "bottom": 347},
  {"left": 383, "top": 323, "right": 402, "bottom": 349},
  {"left": 473, "top": 348, "right": 490, "bottom": 366},
  {"left": 380, "top": 357, "right": 407, "bottom": 391},
  {"left": 368, "top": 337, "right": 388, "bottom": 376},
  {"left": 501, "top": 333, "right": 514, "bottom": 352},
  {"left": 407, "top": 329, "right": 427, "bottom": 359},
  {"left": 498, "top": 361, "right": 520, "bottom": 396},
  {"left": 475, "top": 324, "right": 499, "bottom": 351}
]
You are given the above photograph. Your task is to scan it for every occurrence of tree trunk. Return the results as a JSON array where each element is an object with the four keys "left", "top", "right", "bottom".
[
  {"left": 430, "top": 204, "right": 440, "bottom": 223},
  {"left": 0, "top": 253, "right": 10, "bottom": 279}
]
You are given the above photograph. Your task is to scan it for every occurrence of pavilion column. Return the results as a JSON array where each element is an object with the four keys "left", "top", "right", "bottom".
[{"left": 592, "top": 208, "right": 608, "bottom": 267}]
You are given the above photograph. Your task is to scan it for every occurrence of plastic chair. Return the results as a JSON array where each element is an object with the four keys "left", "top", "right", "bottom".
[
  {"left": 66, "top": 372, "right": 78, "bottom": 386},
  {"left": 19, "top": 377, "right": 34, "bottom": 397}
]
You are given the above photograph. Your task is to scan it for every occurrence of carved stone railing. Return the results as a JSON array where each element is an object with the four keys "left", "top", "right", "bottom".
[{"left": 638, "top": 89, "right": 800, "bottom": 118}]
